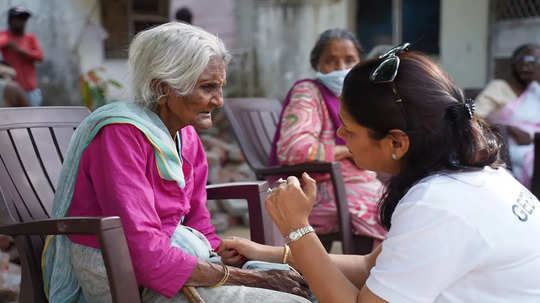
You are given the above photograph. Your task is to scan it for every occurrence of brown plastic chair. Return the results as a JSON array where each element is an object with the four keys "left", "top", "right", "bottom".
[
  {"left": 223, "top": 98, "right": 374, "bottom": 254},
  {"left": 0, "top": 106, "right": 274, "bottom": 303},
  {"left": 531, "top": 133, "right": 540, "bottom": 199}
]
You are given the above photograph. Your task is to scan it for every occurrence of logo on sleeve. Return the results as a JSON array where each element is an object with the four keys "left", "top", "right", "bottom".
[{"left": 512, "top": 190, "right": 538, "bottom": 222}]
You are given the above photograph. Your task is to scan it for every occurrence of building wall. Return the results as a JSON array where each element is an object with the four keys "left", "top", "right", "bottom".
[
  {"left": 0, "top": 0, "right": 98, "bottom": 105},
  {"left": 439, "top": 0, "right": 490, "bottom": 89},
  {"left": 98, "top": 0, "right": 238, "bottom": 103},
  {"left": 234, "top": 0, "right": 350, "bottom": 99},
  {"left": 169, "top": 0, "right": 236, "bottom": 49}
]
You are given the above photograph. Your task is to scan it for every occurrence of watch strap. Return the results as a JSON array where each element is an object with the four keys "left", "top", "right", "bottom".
[{"left": 285, "top": 225, "right": 315, "bottom": 244}]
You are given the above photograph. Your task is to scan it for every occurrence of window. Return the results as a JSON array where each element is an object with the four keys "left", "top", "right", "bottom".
[
  {"left": 356, "top": 0, "right": 440, "bottom": 55},
  {"left": 101, "top": 0, "right": 169, "bottom": 59},
  {"left": 495, "top": 0, "right": 540, "bottom": 21}
]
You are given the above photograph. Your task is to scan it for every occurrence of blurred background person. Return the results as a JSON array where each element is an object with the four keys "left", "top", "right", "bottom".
[
  {"left": 481, "top": 43, "right": 540, "bottom": 187},
  {"left": 269, "top": 29, "right": 386, "bottom": 250},
  {"left": 0, "top": 7, "right": 43, "bottom": 106},
  {"left": 475, "top": 43, "right": 539, "bottom": 120},
  {"left": 175, "top": 6, "right": 193, "bottom": 24}
]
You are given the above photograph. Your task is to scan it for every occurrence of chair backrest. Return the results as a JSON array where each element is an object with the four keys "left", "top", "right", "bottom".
[
  {"left": 222, "top": 98, "right": 282, "bottom": 175},
  {"left": 0, "top": 106, "right": 90, "bottom": 302}
]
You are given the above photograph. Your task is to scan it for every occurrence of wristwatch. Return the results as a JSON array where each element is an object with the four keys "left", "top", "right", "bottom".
[{"left": 285, "top": 225, "right": 315, "bottom": 244}]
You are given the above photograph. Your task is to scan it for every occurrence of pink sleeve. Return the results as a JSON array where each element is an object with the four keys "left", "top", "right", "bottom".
[
  {"left": 180, "top": 126, "right": 221, "bottom": 249},
  {"left": 276, "top": 83, "right": 335, "bottom": 165},
  {"left": 87, "top": 124, "right": 197, "bottom": 298}
]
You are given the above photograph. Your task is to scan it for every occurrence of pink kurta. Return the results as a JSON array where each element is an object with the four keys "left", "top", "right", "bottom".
[
  {"left": 276, "top": 81, "right": 386, "bottom": 239},
  {"left": 67, "top": 124, "right": 219, "bottom": 298}
]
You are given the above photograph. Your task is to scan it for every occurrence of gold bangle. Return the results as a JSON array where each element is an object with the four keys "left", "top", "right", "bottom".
[
  {"left": 282, "top": 244, "right": 290, "bottom": 264},
  {"left": 210, "top": 263, "right": 230, "bottom": 288}
]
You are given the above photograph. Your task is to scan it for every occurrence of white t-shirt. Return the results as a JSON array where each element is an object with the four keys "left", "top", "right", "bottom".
[{"left": 366, "top": 167, "right": 540, "bottom": 302}]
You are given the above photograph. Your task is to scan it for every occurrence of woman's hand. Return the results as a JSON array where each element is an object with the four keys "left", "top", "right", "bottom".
[
  {"left": 334, "top": 145, "right": 352, "bottom": 161},
  {"left": 217, "top": 237, "right": 276, "bottom": 266},
  {"left": 266, "top": 173, "right": 317, "bottom": 236},
  {"left": 255, "top": 269, "right": 312, "bottom": 299}
]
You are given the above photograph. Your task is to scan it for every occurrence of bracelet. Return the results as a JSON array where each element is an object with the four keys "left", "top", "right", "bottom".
[
  {"left": 210, "top": 263, "right": 230, "bottom": 288},
  {"left": 282, "top": 244, "right": 290, "bottom": 264}
]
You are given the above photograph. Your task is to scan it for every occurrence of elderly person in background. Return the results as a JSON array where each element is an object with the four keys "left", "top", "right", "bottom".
[
  {"left": 42, "top": 22, "right": 310, "bottom": 303},
  {"left": 477, "top": 43, "right": 540, "bottom": 187},
  {"left": 269, "top": 29, "right": 386, "bottom": 249}
]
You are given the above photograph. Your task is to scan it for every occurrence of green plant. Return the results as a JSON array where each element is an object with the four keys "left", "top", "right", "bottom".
[{"left": 79, "top": 67, "right": 122, "bottom": 110}]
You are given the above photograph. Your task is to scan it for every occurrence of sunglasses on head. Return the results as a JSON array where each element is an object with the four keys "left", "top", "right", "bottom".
[
  {"left": 370, "top": 42, "right": 411, "bottom": 83},
  {"left": 369, "top": 42, "right": 411, "bottom": 130}
]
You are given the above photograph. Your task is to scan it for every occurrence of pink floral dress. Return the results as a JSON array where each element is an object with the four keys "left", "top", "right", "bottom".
[{"left": 275, "top": 81, "right": 387, "bottom": 239}]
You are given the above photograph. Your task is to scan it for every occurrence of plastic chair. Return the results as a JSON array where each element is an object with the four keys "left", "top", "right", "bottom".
[
  {"left": 223, "top": 98, "right": 374, "bottom": 254},
  {"left": 0, "top": 106, "right": 274, "bottom": 302}
]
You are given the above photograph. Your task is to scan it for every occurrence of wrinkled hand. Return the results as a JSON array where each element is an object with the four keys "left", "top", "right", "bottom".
[
  {"left": 257, "top": 269, "right": 311, "bottom": 299},
  {"left": 508, "top": 126, "right": 532, "bottom": 145},
  {"left": 334, "top": 145, "right": 352, "bottom": 161},
  {"left": 266, "top": 173, "right": 317, "bottom": 236},
  {"left": 217, "top": 237, "right": 271, "bottom": 267}
]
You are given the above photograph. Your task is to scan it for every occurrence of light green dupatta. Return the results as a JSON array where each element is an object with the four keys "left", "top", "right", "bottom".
[{"left": 42, "top": 102, "right": 185, "bottom": 303}]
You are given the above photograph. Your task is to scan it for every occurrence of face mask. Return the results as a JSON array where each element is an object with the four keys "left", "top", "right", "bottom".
[{"left": 315, "top": 69, "right": 351, "bottom": 97}]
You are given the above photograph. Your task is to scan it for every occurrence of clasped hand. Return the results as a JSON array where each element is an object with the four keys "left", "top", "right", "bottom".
[{"left": 266, "top": 173, "right": 317, "bottom": 236}]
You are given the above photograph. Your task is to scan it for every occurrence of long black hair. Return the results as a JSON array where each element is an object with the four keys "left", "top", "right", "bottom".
[{"left": 341, "top": 52, "right": 504, "bottom": 230}]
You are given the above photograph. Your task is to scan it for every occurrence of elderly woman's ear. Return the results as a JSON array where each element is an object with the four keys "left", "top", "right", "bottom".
[{"left": 157, "top": 82, "right": 172, "bottom": 105}]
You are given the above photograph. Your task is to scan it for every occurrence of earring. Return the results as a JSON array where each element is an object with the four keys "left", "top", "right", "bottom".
[{"left": 391, "top": 153, "right": 397, "bottom": 160}]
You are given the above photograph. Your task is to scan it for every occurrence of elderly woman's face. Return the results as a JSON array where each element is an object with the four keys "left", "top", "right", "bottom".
[
  {"left": 318, "top": 39, "right": 360, "bottom": 74},
  {"left": 514, "top": 48, "right": 540, "bottom": 85},
  {"left": 165, "top": 58, "right": 226, "bottom": 130}
]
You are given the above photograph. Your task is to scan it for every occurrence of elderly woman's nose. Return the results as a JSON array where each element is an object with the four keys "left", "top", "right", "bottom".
[
  {"left": 336, "top": 60, "right": 347, "bottom": 71},
  {"left": 212, "top": 92, "right": 224, "bottom": 107}
]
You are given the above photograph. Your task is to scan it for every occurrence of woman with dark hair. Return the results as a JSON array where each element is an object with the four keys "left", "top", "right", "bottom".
[
  {"left": 269, "top": 28, "right": 386, "bottom": 246},
  {"left": 476, "top": 43, "right": 540, "bottom": 187},
  {"left": 219, "top": 45, "right": 540, "bottom": 302},
  {"left": 475, "top": 43, "right": 539, "bottom": 118}
]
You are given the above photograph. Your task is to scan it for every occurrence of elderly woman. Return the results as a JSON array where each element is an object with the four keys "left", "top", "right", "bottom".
[
  {"left": 42, "top": 22, "right": 310, "bottom": 303},
  {"left": 220, "top": 46, "right": 540, "bottom": 302},
  {"left": 269, "top": 29, "right": 386, "bottom": 246},
  {"left": 476, "top": 43, "right": 540, "bottom": 187}
]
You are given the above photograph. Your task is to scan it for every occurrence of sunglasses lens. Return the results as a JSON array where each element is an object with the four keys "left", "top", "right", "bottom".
[{"left": 370, "top": 57, "right": 399, "bottom": 83}]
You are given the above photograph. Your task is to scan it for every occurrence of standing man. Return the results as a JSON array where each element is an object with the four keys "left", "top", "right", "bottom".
[{"left": 0, "top": 7, "right": 43, "bottom": 106}]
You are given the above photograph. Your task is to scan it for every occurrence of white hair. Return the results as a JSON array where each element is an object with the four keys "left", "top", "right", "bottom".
[{"left": 128, "top": 22, "right": 230, "bottom": 108}]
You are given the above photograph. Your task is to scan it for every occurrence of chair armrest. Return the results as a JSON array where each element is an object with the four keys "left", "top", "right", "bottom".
[
  {"left": 257, "top": 162, "right": 355, "bottom": 253},
  {"left": 0, "top": 216, "right": 122, "bottom": 236},
  {"left": 0, "top": 217, "right": 141, "bottom": 303},
  {"left": 206, "top": 182, "right": 283, "bottom": 246},
  {"left": 256, "top": 161, "right": 335, "bottom": 177}
]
